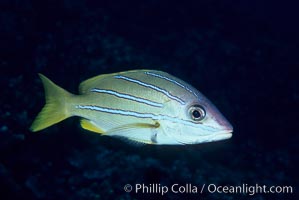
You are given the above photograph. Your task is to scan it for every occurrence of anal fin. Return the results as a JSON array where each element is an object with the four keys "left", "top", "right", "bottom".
[{"left": 80, "top": 119, "right": 105, "bottom": 134}]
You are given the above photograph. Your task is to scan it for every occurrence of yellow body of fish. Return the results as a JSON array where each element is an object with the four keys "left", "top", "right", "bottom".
[{"left": 30, "top": 70, "right": 233, "bottom": 145}]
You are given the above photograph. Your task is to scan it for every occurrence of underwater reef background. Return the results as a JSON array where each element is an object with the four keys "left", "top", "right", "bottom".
[{"left": 0, "top": 0, "right": 298, "bottom": 199}]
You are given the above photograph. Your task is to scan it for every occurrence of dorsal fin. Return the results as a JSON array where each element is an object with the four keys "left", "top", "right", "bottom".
[
  {"left": 78, "top": 70, "right": 152, "bottom": 94},
  {"left": 79, "top": 74, "right": 112, "bottom": 94}
]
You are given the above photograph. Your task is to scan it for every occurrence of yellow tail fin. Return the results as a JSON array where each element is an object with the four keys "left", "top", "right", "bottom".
[{"left": 30, "top": 74, "right": 73, "bottom": 132}]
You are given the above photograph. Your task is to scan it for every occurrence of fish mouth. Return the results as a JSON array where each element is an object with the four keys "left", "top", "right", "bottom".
[
  {"left": 191, "top": 129, "right": 233, "bottom": 144},
  {"left": 213, "top": 131, "right": 233, "bottom": 140},
  {"left": 213, "top": 127, "right": 233, "bottom": 140}
]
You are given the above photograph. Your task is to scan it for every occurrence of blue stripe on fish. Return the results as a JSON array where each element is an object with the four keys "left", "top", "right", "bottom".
[
  {"left": 145, "top": 71, "right": 199, "bottom": 98},
  {"left": 75, "top": 105, "right": 217, "bottom": 133},
  {"left": 114, "top": 75, "right": 185, "bottom": 105},
  {"left": 90, "top": 88, "right": 163, "bottom": 108}
]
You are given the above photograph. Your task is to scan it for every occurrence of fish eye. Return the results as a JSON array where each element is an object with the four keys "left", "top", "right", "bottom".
[{"left": 189, "top": 105, "right": 206, "bottom": 121}]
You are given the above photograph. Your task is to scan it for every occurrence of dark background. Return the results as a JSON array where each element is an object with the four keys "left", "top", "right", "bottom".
[{"left": 0, "top": 0, "right": 298, "bottom": 199}]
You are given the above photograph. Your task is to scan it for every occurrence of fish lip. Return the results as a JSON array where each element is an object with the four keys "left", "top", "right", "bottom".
[
  {"left": 218, "top": 122, "right": 233, "bottom": 134},
  {"left": 226, "top": 128, "right": 233, "bottom": 134},
  {"left": 212, "top": 131, "right": 233, "bottom": 141},
  {"left": 215, "top": 127, "right": 233, "bottom": 135},
  {"left": 192, "top": 131, "right": 232, "bottom": 144},
  {"left": 213, "top": 128, "right": 233, "bottom": 140}
]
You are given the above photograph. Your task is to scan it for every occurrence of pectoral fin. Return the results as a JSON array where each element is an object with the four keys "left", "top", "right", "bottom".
[{"left": 105, "top": 122, "right": 160, "bottom": 145}]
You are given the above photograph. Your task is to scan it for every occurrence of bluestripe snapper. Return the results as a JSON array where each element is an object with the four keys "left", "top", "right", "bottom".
[{"left": 30, "top": 70, "right": 233, "bottom": 145}]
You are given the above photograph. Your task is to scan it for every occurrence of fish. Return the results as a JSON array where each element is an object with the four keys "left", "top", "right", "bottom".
[{"left": 30, "top": 70, "right": 233, "bottom": 145}]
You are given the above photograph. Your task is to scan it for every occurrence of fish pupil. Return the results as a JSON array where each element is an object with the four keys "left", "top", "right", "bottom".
[{"left": 192, "top": 110, "right": 201, "bottom": 119}]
